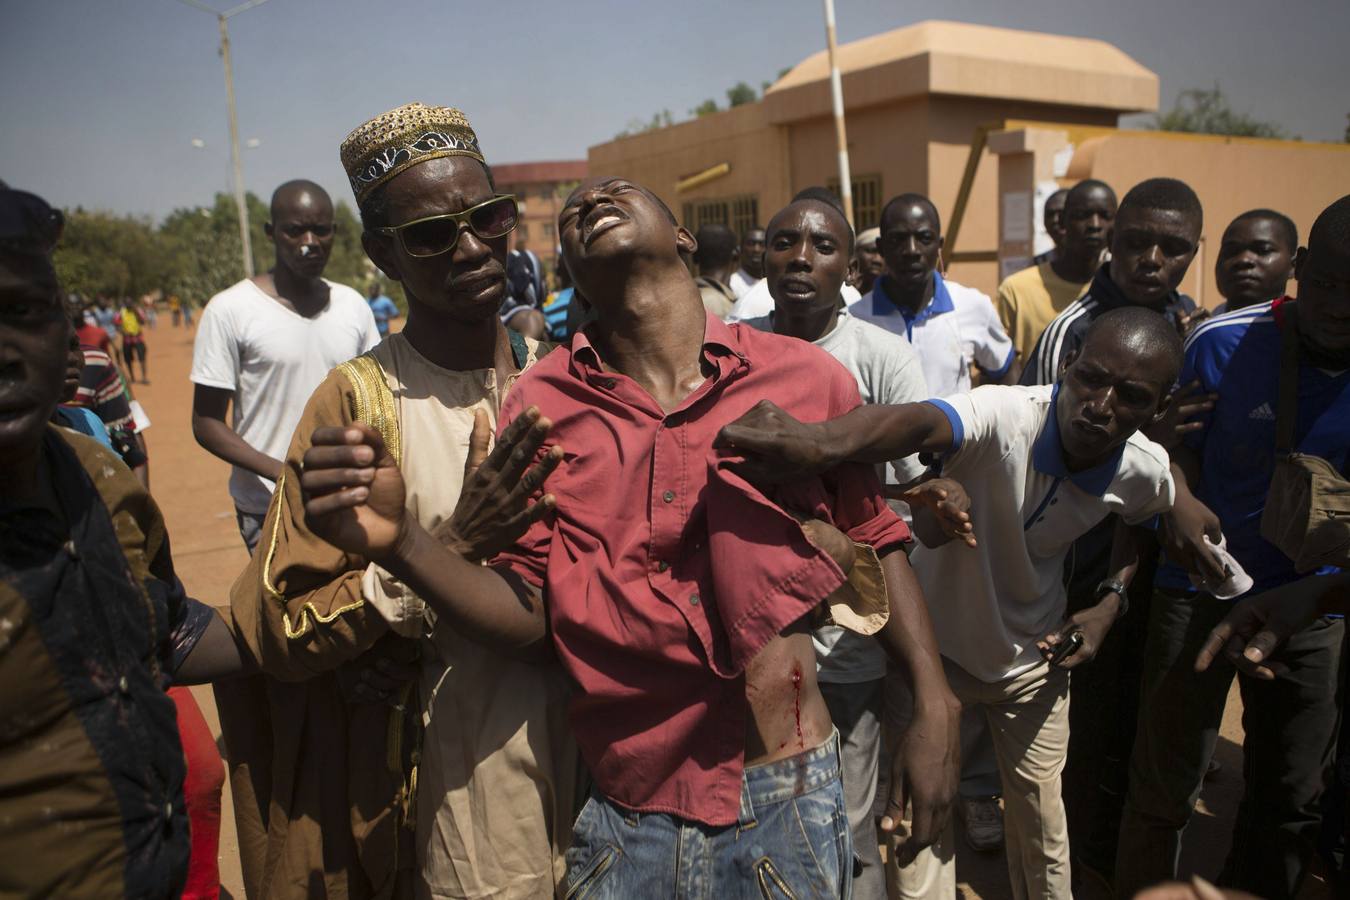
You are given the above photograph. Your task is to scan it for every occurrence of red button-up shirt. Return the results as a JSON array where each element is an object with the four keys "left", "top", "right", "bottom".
[{"left": 493, "top": 313, "right": 909, "bottom": 825}]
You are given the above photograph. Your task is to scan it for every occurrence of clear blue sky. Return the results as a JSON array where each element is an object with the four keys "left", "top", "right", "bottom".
[{"left": 4, "top": 0, "right": 1347, "bottom": 220}]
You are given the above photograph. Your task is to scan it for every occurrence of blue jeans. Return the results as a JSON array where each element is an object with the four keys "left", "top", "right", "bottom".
[{"left": 563, "top": 731, "right": 852, "bottom": 899}]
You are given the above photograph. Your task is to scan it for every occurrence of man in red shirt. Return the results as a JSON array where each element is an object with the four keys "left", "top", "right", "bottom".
[{"left": 299, "top": 176, "right": 961, "bottom": 898}]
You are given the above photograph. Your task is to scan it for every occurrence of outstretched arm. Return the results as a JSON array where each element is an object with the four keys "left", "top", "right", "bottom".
[
  {"left": 1197, "top": 573, "right": 1350, "bottom": 679},
  {"left": 715, "top": 400, "right": 955, "bottom": 485},
  {"left": 873, "top": 548, "right": 962, "bottom": 866}
]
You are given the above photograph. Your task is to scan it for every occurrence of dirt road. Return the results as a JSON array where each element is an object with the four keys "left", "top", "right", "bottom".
[{"left": 129, "top": 319, "right": 1295, "bottom": 899}]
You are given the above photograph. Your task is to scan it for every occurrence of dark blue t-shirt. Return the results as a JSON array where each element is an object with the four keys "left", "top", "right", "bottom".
[{"left": 1156, "top": 299, "right": 1350, "bottom": 594}]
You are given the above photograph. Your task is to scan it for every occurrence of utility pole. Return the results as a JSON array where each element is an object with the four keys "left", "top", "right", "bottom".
[
  {"left": 173, "top": 0, "right": 273, "bottom": 278},
  {"left": 822, "top": 0, "right": 854, "bottom": 228}
]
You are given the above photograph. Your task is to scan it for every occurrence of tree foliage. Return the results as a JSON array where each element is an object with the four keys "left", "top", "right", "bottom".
[
  {"left": 52, "top": 192, "right": 398, "bottom": 310},
  {"left": 1151, "top": 86, "right": 1286, "bottom": 139},
  {"left": 726, "top": 81, "right": 757, "bottom": 107}
]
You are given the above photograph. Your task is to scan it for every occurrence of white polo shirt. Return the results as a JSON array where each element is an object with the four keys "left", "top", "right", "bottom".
[
  {"left": 912, "top": 383, "right": 1174, "bottom": 683},
  {"left": 849, "top": 272, "right": 1014, "bottom": 397}
]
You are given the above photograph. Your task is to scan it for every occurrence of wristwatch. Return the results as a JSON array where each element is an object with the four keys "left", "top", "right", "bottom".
[{"left": 1096, "top": 578, "right": 1129, "bottom": 620}]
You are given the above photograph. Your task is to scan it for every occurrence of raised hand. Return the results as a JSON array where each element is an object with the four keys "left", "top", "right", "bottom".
[
  {"left": 904, "top": 477, "right": 976, "bottom": 548},
  {"left": 301, "top": 424, "right": 408, "bottom": 560},
  {"left": 714, "top": 400, "right": 834, "bottom": 484},
  {"left": 1144, "top": 379, "right": 1216, "bottom": 449},
  {"left": 1161, "top": 491, "right": 1228, "bottom": 587},
  {"left": 434, "top": 406, "right": 563, "bottom": 562}
]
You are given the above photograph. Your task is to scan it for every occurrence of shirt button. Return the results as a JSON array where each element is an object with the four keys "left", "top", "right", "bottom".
[
  {"left": 657, "top": 560, "right": 669, "bottom": 573},
  {"left": 690, "top": 593, "right": 700, "bottom": 606},
  {"left": 163, "top": 802, "right": 174, "bottom": 821},
  {"left": 601, "top": 378, "right": 617, "bottom": 389},
  {"left": 662, "top": 490, "right": 675, "bottom": 503},
  {"left": 117, "top": 675, "right": 130, "bottom": 695},
  {"left": 63, "top": 540, "right": 78, "bottom": 559}
]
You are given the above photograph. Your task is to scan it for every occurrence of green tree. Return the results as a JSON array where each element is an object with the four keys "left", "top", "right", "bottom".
[
  {"left": 54, "top": 209, "right": 167, "bottom": 300},
  {"left": 726, "top": 81, "right": 757, "bottom": 107},
  {"left": 1151, "top": 86, "right": 1286, "bottom": 139},
  {"left": 691, "top": 98, "right": 719, "bottom": 117}
]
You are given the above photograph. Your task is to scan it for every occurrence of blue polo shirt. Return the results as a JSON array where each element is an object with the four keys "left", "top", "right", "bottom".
[{"left": 1156, "top": 299, "right": 1350, "bottom": 594}]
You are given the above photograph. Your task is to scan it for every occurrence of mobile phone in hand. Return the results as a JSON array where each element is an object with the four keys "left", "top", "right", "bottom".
[{"left": 1046, "top": 630, "right": 1084, "bottom": 667}]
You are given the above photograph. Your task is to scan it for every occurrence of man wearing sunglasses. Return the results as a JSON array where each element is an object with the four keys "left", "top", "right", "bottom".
[
  {"left": 225, "top": 104, "right": 580, "bottom": 900},
  {"left": 190, "top": 178, "right": 381, "bottom": 555}
]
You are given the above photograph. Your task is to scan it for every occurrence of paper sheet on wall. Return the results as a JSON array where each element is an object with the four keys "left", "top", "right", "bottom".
[{"left": 1002, "top": 191, "right": 1031, "bottom": 242}]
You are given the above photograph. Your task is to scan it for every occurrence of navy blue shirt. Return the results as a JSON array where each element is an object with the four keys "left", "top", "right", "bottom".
[{"left": 1156, "top": 299, "right": 1350, "bottom": 593}]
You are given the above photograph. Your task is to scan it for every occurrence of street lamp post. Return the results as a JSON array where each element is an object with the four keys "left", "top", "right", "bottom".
[{"left": 172, "top": 0, "right": 273, "bottom": 278}]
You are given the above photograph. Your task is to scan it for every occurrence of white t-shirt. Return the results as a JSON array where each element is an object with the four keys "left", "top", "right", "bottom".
[
  {"left": 729, "top": 279, "right": 860, "bottom": 324},
  {"left": 913, "top": 383, "right": 1174, "bottom": 683},
  {"left": 729, "top": 268, "right": 760, "bottom": 300},
  {"left": 849, "top": 273, "right": 1014, "bottom": 397},
  {"left": 191, "top": 278, "right": 381, "bottom": 513},
  {"left": 743, "top": 310, "right": 929, "bottom": 683}
]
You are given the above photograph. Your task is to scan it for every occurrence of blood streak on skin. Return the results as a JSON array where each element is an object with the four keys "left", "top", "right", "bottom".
[{"left": 792, "top": 665, "right": 804, "bottom": 749}]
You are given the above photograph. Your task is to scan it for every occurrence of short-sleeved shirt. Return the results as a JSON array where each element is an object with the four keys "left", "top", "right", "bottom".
[
  {"left": 1020, "top": 266, "right": 1195, "bottom": 387},
  {"left": 850, "top": 273, "right": 1014, "bottom": 397},
  {"left": 118, "top": 307, "right": 142, "bottom": 337},
  {"left": 729, "top": 268, "right": 759, "bottom": 299},
  {"left": 367, "top": 294, "right": 400, "bottom": 336},
  {"left": 995, "top": 260, "right": 1091, "bottom": 362},
  {"left": 1156, "top": 299, "right": 1350, "bottom": 594},
  {"left": 742, "top": 310, "right": 929, "bottom": 683},
  {"left": 190, "top": 278, "right": 380, "bottom": 514},
  {"left": 76, "top": 322, "right": 112, "bottom": 355},
  {"left": 917, "top": 384, "right": 1174, "bottom": 682},
  {"left": 493, "top": 312, "right": 909, "bottom": 826}
]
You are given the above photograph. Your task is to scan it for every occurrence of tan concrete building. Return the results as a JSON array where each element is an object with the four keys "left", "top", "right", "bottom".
[
  {"left": 493, "top": 160, "right": 588, "bottom": 271},
  {"left": 587, "top": 19, "right": 1350, "bottom": 301}
]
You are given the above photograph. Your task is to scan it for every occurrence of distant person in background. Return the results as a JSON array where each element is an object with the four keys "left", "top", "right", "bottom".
[
  {"left": 118, "top": 300, "right": 148, "bottom": 383},
  {"left": 503, "top": 303, "right": 547, "bottom": 339},
  {"left": 851, "top": 191, "right": 1014, "bottom": 396},
  {"left": 182, "top": 297, "right": 195, "bottom": 327},
  {"left": 66, "top": 299, "right": 149, "bottom": 485},
  {"left": 507, "top": 239, "right": 544, "bottom": 307},
  {"left": 692, "top": 223, "right": 739, "bottom": 319},
  {"left": 1034, "top": 188, "right": 1070, "bottom": 264},
  {"left": 542, "top": 260, "right": 582, "bottom": 340},
  {"left": 855, "top": 226, "right": 884, "bottom": 296},
  {"left": 191, "top": 178, "right": 379, "bottom": 554},
  {"left": 367, "top": 281, "right": 400, "bottom": 336},
  {"left": 93, "top": 296, "right": 119, "bottom": 357},
  {"left": 169, "top": 294, "right": 183, "bottom": 327},
  {"left": 729, "top": 225, "right": 766, "bottom": 298},
  {"left": 75, "top": 299, "right": 113, "bottom": 354},
  {"left": 1213, "top": 209, "right": 1298, "bottom": 313},
  {"left": 997, "top": 180, "right": 1117, "bottom": 373}
]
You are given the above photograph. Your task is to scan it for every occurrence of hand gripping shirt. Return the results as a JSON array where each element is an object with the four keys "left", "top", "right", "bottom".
[{"left": 493, "top": 312, "right": 910, "bottom": 826}]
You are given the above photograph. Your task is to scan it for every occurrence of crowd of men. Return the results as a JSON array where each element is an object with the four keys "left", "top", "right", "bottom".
[{"left": 1, "top": 99, "right": 1347, "bottom": 900}]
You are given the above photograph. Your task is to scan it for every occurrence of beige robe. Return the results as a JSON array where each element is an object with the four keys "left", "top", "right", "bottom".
[{"left": 230, "top": 333, "right": 581, "bottom": 900}]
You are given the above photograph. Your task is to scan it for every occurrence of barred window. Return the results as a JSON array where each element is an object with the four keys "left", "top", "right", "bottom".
[
  {"left": 825, "top": 174, "right": 883, "bottom": 231},
  {"left": 681, "top": 195, "right": 759, "bottom": 237}
]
